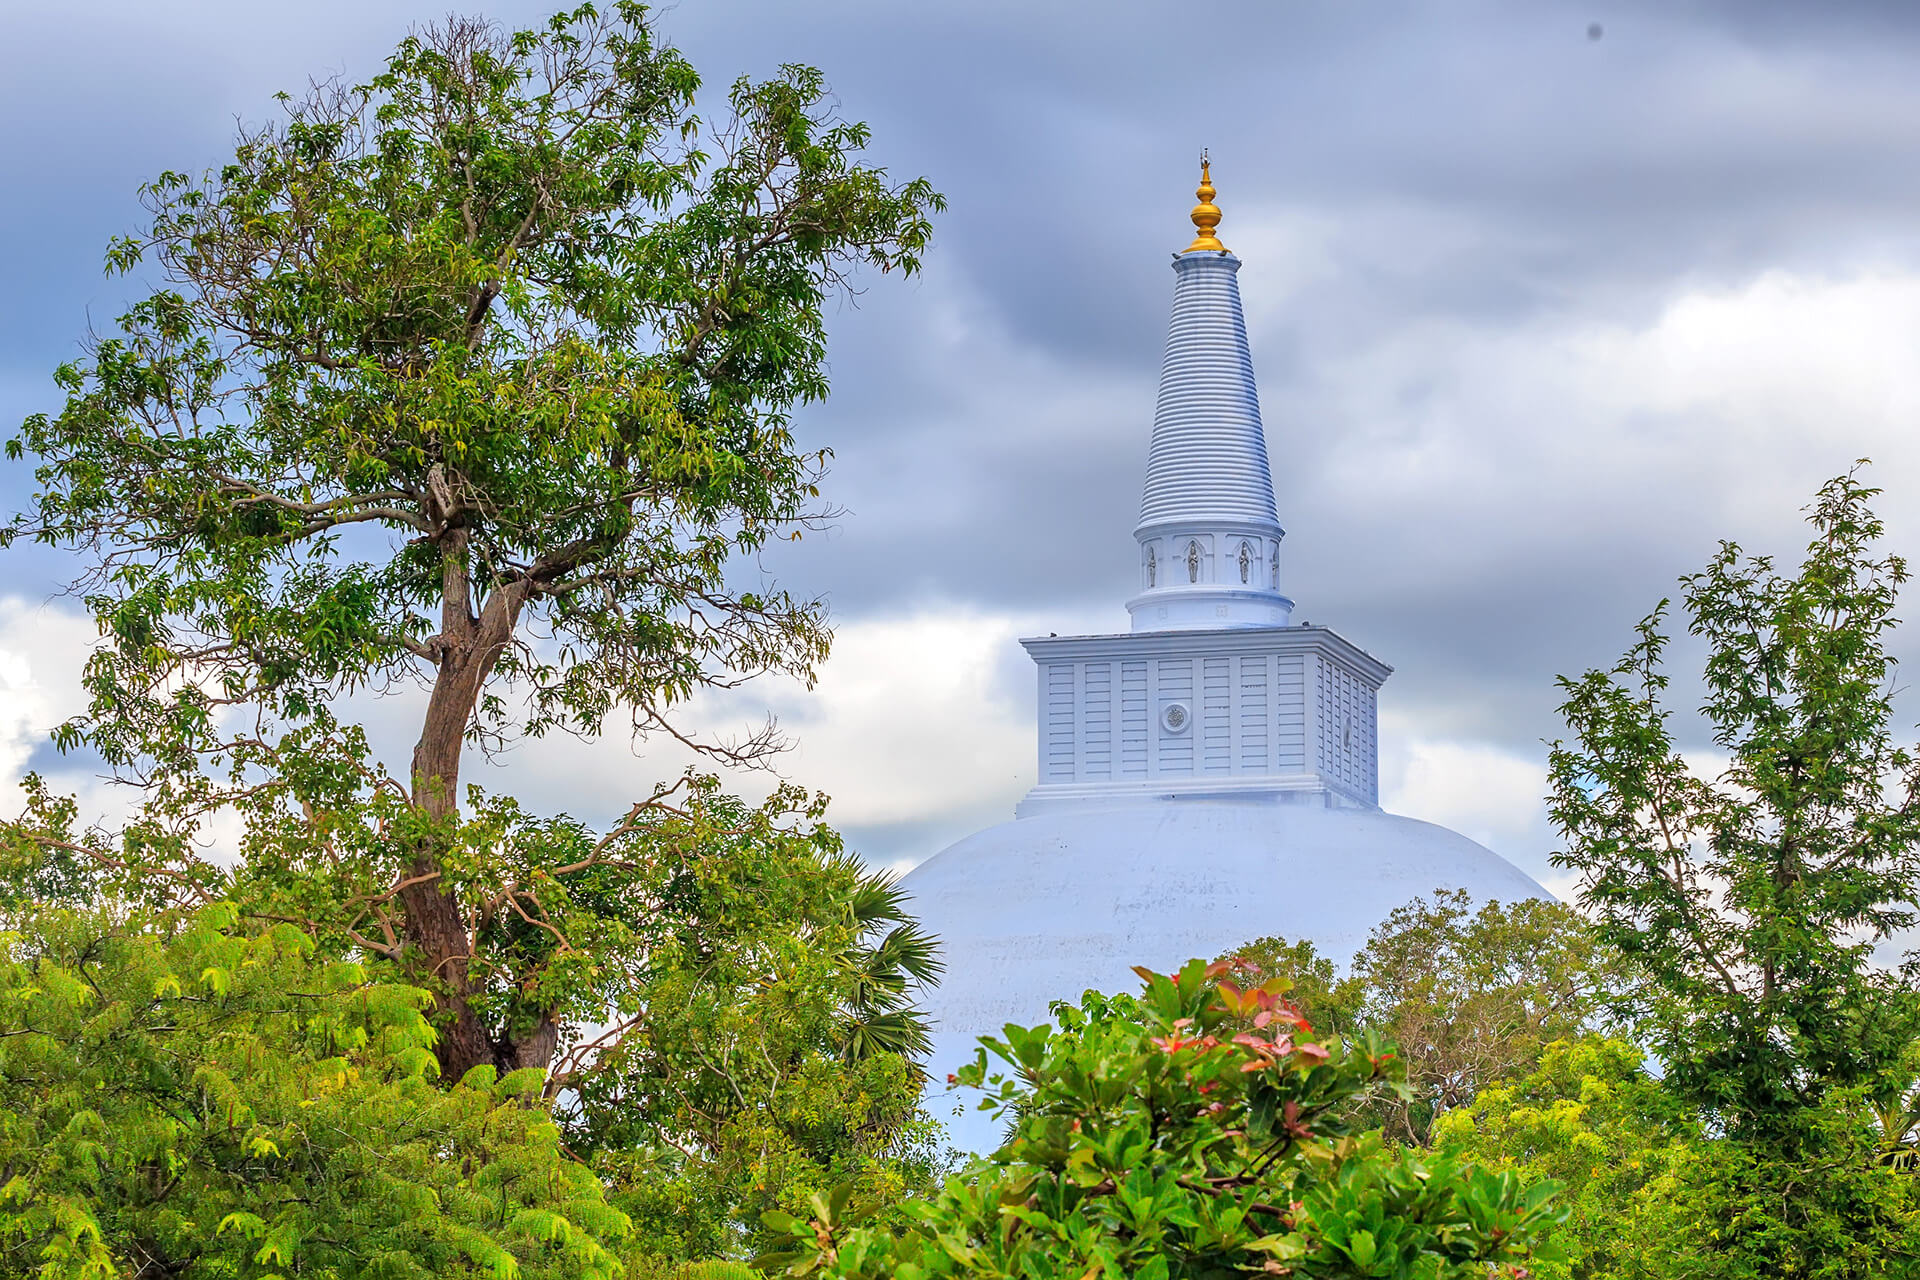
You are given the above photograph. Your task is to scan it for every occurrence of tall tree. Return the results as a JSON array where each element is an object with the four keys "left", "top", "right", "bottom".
[
  {"left": 1548, "top": 469, "right": 1920, "bottom": 1273},
  {"left": 2, "top": 3, "right": 941, "bottom": 1085},
  {"left": 1549, "top": 469, "right": 1920, "bottom": 1139},
  {"left": 1350, "top": 891, "right": 1626, "bottom": 1145}
]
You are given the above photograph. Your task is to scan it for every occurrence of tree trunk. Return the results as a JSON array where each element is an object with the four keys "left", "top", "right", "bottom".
[
  {"left": 507, "top": 1014, "right": 564, "bottom": 1075},
  {"left": 402, "top": 531, "right": 542, "bottom": 1081}
]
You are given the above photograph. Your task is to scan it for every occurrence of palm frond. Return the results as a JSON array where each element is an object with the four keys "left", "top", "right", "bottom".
[
  {"left": 837, "top": 1006, "right": 935, "bottom": 1063},
  {"left": 837, "top": 860, "right": 915, "bottom": 930},
  {"left": 866, "top": 921, "right": 945, "bottom": 988}
]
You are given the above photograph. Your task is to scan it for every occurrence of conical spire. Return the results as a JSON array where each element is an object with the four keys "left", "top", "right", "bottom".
[{"left": 1127, "top": 156, "right": 1291, "bottom": 633}]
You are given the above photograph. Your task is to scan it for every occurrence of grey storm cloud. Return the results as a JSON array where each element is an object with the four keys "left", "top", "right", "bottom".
[{"left": 11, "top": 0, "right": 1920, "bottom": 868}]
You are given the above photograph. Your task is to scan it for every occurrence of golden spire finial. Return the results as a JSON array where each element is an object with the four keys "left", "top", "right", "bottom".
[{"left": 1184, "top": 149, "right": 1226, "bottom": 253}]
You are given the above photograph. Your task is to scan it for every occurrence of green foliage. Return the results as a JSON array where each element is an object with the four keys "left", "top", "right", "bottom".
[
  {"left": 599, "top": 1048, "right": 943, "bottom": 1265},
  {"left": 1647, "top": 1103, "right": 1919, "bottom": 1280},
  {"left": 1445, "top": 1038, "right": 1920, "bottom": 1280},
  {"left": 538, "top": 796, "right": 946, "bottom": 1262},
  {"left": 670, "top": 1264, "right": 759, "bottom": 1280},
  {"left": 1865, "top": 1038, "right": 1920, "bottom": 1172},
  {"left": 1225, "top": 891, "right": 1627, "bottom": 1144},
  {"left": 1548, "top": 468, "right": 1920, "bottom": 1273},
  {"left": 1436, "top": 1037, "right": 1695, "bottom": 1280},
  {"left": 0, "top": 901, "right": 626, "bottom": 1280},
  {"left": 763, "top": 961, "right": 1564, "bottom": 1279}
]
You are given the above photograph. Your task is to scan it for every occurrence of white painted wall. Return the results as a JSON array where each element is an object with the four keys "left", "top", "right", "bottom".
[{"left": 1018, "top": 626, "right": 1387, "bottom": 814}]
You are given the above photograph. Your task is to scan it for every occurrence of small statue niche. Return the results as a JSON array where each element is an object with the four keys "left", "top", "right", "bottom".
[
  {"left": 1186, "top": 540, "right": 1202, "bottom": 584},
  {"left": 1146, "top": 545, "right": 1157, "bottom": 588},
  {"left": 1238, "top": 541, "right": 1252, "bottom": 584},
  {"left": 1268, "top": 541, "right": 1279, "bottom": 591}
]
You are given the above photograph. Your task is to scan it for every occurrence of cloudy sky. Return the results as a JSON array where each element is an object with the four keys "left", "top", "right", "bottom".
[{"left": 7, "top": 0, "right": 1920, "bottom": 895}]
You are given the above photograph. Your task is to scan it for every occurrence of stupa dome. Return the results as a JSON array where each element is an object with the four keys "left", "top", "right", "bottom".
[
  {"left": 901, "top": 160, "right": 1546, "bottom": 1151},
  {"left": 911, "top": 802, "right": 1545, "bottom": 1031},
  {"left": 910, "top": 803, "right": 1545, "bottom": 1146}
]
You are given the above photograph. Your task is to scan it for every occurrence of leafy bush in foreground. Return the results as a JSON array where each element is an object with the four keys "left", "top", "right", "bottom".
[
  {"left": 0, "top": 902, "right": 626, "bottom": 1280},
  {"left": 763, "top": 961, "right": 1564, "bottom": 1279}
]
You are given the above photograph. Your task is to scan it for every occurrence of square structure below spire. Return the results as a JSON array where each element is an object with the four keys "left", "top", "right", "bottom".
[{"left": 1015, "top": 624, "right": 1390, "bottom": 817}]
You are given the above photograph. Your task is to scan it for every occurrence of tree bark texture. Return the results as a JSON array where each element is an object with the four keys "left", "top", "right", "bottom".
[{"left": 404, "top": 525, "right": 541, "bottom": 1081}]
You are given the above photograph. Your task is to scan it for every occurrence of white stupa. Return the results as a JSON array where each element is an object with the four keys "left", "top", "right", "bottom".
[{"left": 903, "top": 160, "right": 1545, "bottom": 1147}]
